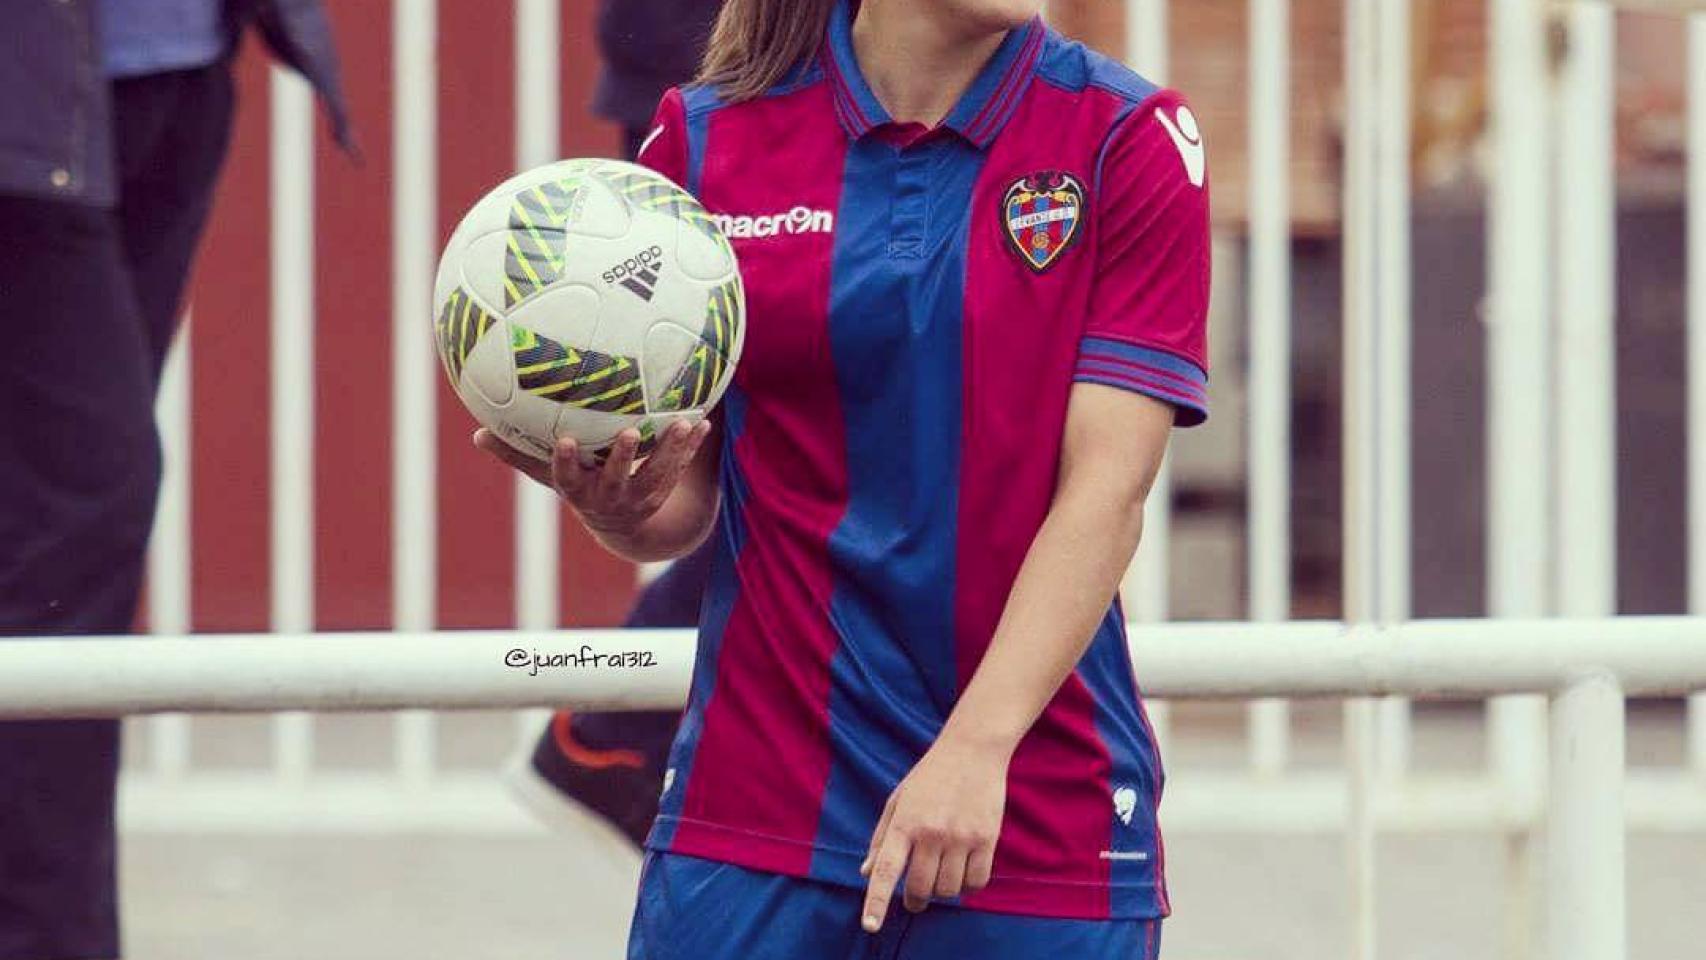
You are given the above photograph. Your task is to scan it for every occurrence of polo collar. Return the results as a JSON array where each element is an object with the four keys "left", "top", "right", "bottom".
[{"left": 822, "top": 0, "right": 1045, "bottom": 149}]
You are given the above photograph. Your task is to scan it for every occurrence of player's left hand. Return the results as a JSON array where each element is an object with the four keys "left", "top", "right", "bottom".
[{"left": 858, "top": 735, "right": 1010, "bottom": 932}]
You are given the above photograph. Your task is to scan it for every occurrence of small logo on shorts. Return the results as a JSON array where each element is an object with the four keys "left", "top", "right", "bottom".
[{"left": 1113, "top": 784, "right": 1138, "bottom": 826}]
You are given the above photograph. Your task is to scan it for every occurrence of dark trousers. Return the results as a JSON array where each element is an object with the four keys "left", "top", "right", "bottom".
[{"left": 0, "top": 64, "right": 234, "bottom": 960}]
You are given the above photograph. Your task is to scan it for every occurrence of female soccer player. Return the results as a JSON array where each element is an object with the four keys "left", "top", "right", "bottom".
[{"left": 478, "top": 0, "right": 1209, "bottom": 955}]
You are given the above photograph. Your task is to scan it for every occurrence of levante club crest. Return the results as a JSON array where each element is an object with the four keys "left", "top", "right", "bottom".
[{"left": 1002, "top": 171, "right": 1085, "bottom": 273}]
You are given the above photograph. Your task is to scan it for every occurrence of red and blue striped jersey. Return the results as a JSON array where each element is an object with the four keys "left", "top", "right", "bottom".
[{"left": 638, "top": 2, "right": 1209, "bottom": 922}]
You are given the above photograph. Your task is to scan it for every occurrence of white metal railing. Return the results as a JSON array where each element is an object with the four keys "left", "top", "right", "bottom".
[
  {"left": 8, "top": 622, "right": 1706, "bottom": 715},
  {"left": 2, "top": 621, "right": 1704, "bottom": 956}
]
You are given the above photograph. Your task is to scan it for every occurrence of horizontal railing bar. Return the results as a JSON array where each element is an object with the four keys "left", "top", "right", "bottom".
[{"left": 3, "top": 618, "right": 1706, "bottom": 718}]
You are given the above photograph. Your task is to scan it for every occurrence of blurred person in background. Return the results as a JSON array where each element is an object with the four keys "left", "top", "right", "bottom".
[
  {"left": 597, "top": 0, "right": 727, "bottom": 161},
  {"left": 512, "top": 0, "right": 724, "bottom": 850},
  {"left": 0, "top": 2, "right": 348, "bottom": 957}
]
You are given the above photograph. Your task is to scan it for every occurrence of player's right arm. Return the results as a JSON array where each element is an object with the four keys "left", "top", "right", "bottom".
[{"left": 475, "top": 419, "right": 721, "bottom": 562}]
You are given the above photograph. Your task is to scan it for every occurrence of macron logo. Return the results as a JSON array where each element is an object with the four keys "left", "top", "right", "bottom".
[
  {"left": 1155, "top": 105, "right": 1206, "bottom": 188},
  {"left": 712, "top": 206, "right": 835, "bottom": 240}
]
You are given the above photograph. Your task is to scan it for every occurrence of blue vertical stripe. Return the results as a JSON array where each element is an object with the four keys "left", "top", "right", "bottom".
[
  {"left": 807, "top": 136, "right": 987, "bottom": 876},
  {"left": 680, "top": 86, "right": 721, "bottom": 198},
  {"left": 1077, "top": 602, "right": 1164, "bottom": 915}
]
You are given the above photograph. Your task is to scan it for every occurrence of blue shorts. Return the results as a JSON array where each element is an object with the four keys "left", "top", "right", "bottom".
[{"left": 628, "top": 852, "right": 1162, "bottom": 960}]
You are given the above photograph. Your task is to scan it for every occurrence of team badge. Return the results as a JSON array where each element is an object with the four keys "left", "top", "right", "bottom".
[{"left": 1001, "top": 171, "right": 1086, "bottom": 273}]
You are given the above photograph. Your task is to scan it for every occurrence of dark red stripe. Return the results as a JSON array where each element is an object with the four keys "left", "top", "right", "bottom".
[
  {"left": 435, "top": 0, "right": 517, "bottom": 628},
  {"left": 190, "top": 48, "right": 273, "bottom": 632},
  {"left": 315, "top": 0, "right": 394, "bottom": 629},
  {"left": 670, "top": 85, "right": 852, "bottom": 870}
]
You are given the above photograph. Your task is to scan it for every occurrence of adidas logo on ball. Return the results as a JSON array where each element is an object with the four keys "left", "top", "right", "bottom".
[{"left": 601, "top": 245, "right": 666, "bottom": 301}]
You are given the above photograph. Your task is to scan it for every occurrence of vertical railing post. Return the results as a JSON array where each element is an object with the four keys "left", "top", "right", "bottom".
[
  {"left": 1122, "top": 0, "right": 1173, "bottom": 754},
  {"left": 1373, "top": 0, "right": 1414, "bottom": 782},
  {"left": 1547, "top": 673, "right": 1626, "bottom": 960},
  {"left": 1549, "top": 11, "right": 1620, "bottom": 960},
  {"left": 269, "top": 67, "right": 318, "bottom": 786},
  {"left": 1341, "top": 0, "right": 1403, "bottom": 954},
  {"left": 513, "top": 0, "right": 564, "bottom": 739},
  {"left": 392, "top": 0, "right": 440, "bottom": 789},
  {"left": 1246, "top": 0, "right": 1294, "bottom": 778},
  {"left": 1488, "top": 0, "right": 1555, "bottom": 953},
  {"left": 147, "top": 332, "right": 194, "bottom": 778},
  {"left": 1554, "top": 3, "right": 1617, "bottom": 620}
]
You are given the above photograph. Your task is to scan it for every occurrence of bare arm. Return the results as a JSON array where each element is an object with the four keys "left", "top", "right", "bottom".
[
  {"left": 860, "top": 382, "right": 1174, "bottom": 929},
  {"left": 939, "top": 383, "right": 1170, "bottom": 753}
]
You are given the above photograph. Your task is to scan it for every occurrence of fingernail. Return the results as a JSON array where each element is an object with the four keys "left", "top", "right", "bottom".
[{"left": 862, "top": 915, "right": 880, "bottom": 933}]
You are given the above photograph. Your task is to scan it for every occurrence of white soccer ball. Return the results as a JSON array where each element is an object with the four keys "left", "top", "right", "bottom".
[{"left": 433, "top": 158, "right": 744, "bottom": 464}]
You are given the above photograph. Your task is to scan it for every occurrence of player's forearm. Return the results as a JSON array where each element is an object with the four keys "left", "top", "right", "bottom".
[{"left": 937, "top": 477, "right": 1149, "bottom": 758}]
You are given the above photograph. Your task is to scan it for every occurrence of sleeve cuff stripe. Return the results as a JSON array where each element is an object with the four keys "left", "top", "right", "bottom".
[
  {"left": 1076, "top": 356, "right": 1206, "bottom": 400},
  {"left": 1074, "top": 371, "right": 1210, "bottom": 425},
  {"left": 1078, "top": 337, "right": 1206, "bottom": 383}
]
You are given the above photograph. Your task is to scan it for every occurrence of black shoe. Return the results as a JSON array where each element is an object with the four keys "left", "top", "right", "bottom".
[{"left": 508, "top": 709, "right": 664, "bottom": 848}]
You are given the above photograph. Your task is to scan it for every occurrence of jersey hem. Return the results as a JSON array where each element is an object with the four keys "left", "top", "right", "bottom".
[{"left": 648, "top": 815, "right": 1169, "bottom": 922}]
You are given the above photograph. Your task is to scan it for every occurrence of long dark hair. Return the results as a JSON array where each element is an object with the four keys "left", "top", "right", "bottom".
[{"left": 698, "top": 0, "right": 839, "bottom": 102}]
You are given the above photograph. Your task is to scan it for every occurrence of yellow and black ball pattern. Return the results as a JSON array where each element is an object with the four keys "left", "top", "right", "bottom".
[
  {"left": 436, "top": 287, "right": 498, "bottom": 385},
  {"left": 510, "top": 326, "right": 645, "bottom": 416},
  {"left": 503, "top": 178, "right": 583, "bottom": 309}
]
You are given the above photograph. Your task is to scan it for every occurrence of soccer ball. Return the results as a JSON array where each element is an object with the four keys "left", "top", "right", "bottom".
[{"left": 433, "top": 158, "right": 744, "bottom": 464}]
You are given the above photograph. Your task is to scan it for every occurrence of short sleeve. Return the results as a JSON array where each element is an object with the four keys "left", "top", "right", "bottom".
[
  {"left": 635, "top": 87, "right": 690, "bottom": 189},
  {"left": 1075, "top": 91, "right": 1211, "bottom": 427}
]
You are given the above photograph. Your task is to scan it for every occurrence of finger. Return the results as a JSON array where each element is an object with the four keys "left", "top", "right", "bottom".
[
  {"left": 550, "top": 437, "right": 594, "bottom": 500},
  {"left": 474, "top": 430, "right": 551, "bottom": 486},
  {"left": 902, "top": 841, "right": 940, "bottom": 913},
  {"left": 862, "top": 794, "right": 898, "bottom": 877},
  {"left": 596, "top": 429, "right": 641, "bottom": 500},
  {"left": 964, "top": 842, "right": 995, "bottom": 893},
  {"left": 932, "top": 848, "right": 968, "bottom": 901},
  {"left": 861, "top": 829, "right": 910, "bottom": 934},
  {"left": 628, "top": 420, "right": 699, "bottom": 503}
]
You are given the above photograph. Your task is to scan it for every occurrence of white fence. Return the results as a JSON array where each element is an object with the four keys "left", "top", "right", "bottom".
[
  {"left": 3, "top": 620, "right": 1706, "bottom": 960},
  {"left": 7, "top": 0, "right": 1705, "bottom": 959}
]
